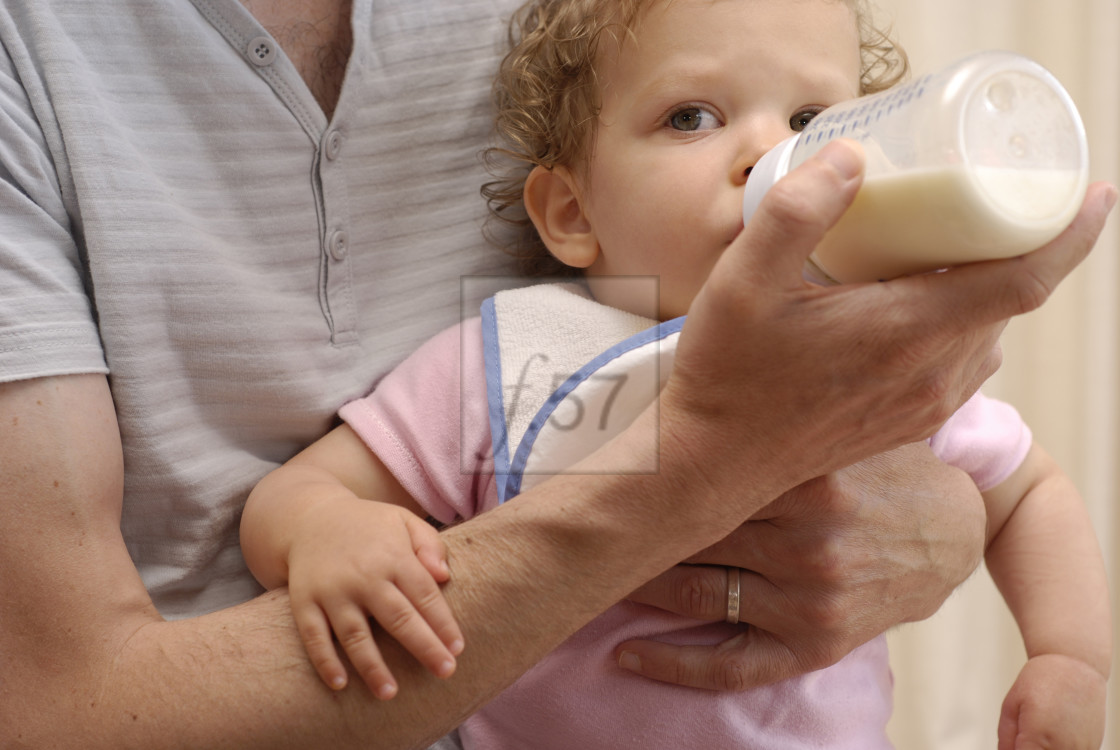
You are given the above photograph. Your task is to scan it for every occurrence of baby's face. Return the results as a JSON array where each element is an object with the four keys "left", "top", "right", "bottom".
[{"left": 580, "top": 0, "right": 862, "bottom": 320}]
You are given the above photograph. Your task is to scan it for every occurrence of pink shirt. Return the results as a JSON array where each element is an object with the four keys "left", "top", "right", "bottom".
[{"left": 340, "top": 317, "right": 1031, "bottom": 750}]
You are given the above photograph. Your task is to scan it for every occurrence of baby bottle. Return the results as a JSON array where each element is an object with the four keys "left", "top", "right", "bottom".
[{"left": 741, "top": 51, "right": 1089, "bottom": 284}]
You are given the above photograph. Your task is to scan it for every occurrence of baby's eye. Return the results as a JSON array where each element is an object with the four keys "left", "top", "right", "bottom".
[
  {"left": 667, "top": 106, "right": 720, "bottom": 132},
  {"left": 790, "top": 108, "right": 824, "bottom": 132}
]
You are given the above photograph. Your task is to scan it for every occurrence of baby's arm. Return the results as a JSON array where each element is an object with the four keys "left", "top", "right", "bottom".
[
  {"left": 240, "top": 424, "right": 464, "bottom": 699},
  {"left": 982, "top": 443, "right": 1111, "bottom": 749}
]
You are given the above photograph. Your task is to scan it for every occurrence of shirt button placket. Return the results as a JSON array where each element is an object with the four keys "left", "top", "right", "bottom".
[
  {"left": 324, "top": 129, "right": 344, "bottom": 161},
  {"left": 328, "top": 229, "right": 349, "bottom": 261},
  {"left": 246, "top": 36, "right": 278, "bottom": 67},
  {"left": 320, "top": 125, "right": 357, "bottom": 346}
]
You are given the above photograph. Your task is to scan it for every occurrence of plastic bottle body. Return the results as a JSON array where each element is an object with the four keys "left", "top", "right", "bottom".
[{"left": 742, "top": 51, "right": 1089, "bottom": 284}]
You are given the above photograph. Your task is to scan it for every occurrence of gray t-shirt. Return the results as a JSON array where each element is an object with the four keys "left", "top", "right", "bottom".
[{"left": 0, "top": 0, "right": 519, "bottom": 619}]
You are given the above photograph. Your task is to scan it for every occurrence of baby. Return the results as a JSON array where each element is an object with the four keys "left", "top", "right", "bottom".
[{"left": 241, "top": 1, "right": 1111, "bottom": 748}]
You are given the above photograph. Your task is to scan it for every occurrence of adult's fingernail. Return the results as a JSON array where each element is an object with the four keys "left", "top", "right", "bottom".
[
  {"left": 816, "top": 139, "right": 864, "bottom": 181},
  {"left": 618, "top": 651, "right": 642, "bottom": 673}
]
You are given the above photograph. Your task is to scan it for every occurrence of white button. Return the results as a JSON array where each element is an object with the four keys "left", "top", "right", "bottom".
[
  {"left": 324, "top": 130, "right": 343, "bottom": 160},
  {"left": 247, "top": 36, "right": 277, "bottom": 66},
  {"left": 328, "top": 230, "right": 349, "bottom": 261}
]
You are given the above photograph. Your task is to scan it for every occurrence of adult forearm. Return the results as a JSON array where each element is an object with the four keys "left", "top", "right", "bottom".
[
  {"left": 10, "top": 533, "right": 658, "bottom": 750},
  {"left": 376, "top": 409, "right": 753, "bottom": 747},
  {"left": 5, "top": 398, "right": 734, "bottom": 750}
]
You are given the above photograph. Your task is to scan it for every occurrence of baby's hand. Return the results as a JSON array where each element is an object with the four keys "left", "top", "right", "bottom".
[
  {"left": 286, "top": 498, "right": 463, "bottom": 699},
  {"left": 997, "top": 654, "right": 1106, "bottom": 749}
]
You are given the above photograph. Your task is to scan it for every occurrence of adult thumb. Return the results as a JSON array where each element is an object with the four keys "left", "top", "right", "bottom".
[{"left": 733, "top": 138, "right": 865, "bottom": 286}]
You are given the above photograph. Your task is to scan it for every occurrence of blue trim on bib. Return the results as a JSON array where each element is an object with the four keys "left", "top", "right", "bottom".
[
  {"left": 480, "top": 297, "right": 514, "bottom": 503},
  {"left": 501, "top": 315, "right": 685, "bottom": 501}
]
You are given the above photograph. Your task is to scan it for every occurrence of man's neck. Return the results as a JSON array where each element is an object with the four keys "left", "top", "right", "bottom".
[{"left": 239, "top": 0, "right": 353, "bottom": 118}]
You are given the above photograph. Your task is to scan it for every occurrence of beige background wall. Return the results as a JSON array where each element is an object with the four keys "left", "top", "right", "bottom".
[{"left": 871, "top": 1, "right": 1120, "bottom": 747}]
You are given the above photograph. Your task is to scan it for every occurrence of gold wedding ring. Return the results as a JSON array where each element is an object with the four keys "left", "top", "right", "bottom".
[{"left": 726, "top": 566, "right": 741, "bottom": 624}]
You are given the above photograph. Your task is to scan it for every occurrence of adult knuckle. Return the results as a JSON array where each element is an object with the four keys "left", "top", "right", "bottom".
[
  {"left": 907, "top": 595, "right": 943, "bottom": 623},
  {"left": 716, "top": 653, "right": 752, "bottom": 692},
  {"left": 678, "top": 567, "right": 723, "bottom": 617},
  {"left": 764, "top": 180, "right": 821, "bottom": 229},
  {"left": 802, "top": 592, "right": 849, "bottom": 633},
  {"left": 927, "top": 358, "right": 959, "bottom": 400},
  {"left": 894, "top": 366, "right": 957, "bottom": 433},
  {"left": 1008, "top": 262, "right": 1053, "bottom": 314},
  {"left": 664, "top": 659, "right": 694, "bottom": 688},
  {"left": 983, "top": 343, "right": 1004, "bottom": 377},
  {"left": 801, "top": 534, "right": 850, "bottom": 583}
]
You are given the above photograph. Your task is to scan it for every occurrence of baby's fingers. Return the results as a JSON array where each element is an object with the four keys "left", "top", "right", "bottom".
[
  {"left": 370, "top": 577, "right": 462, "bottom": 680},
  {"left": 404, "top": 512, "right": 451, "bottom": 583},
  {"left": 327, "top": 603, "right": 400, "bottom": 700},
  {"left": 292, "top": 601, "right": 349, "bottom": 692}
]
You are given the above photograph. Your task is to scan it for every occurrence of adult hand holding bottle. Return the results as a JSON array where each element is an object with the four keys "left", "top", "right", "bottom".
[{"left": 616, "top": 138, "right": 1116, "bottom": 690}]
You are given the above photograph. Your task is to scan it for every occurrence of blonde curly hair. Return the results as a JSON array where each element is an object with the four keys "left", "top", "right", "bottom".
[{"left": 482, "top": 0, "right": 909, "bottom": 275}]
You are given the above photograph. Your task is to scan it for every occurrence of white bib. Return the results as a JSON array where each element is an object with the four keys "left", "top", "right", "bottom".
[{"left": 480, "top": 283, "right": 683, "bottom": 503}]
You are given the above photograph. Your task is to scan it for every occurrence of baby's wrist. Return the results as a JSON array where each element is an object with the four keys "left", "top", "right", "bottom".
[{"left": 1029, "top": 651, "right": 1109, "bottom": 682}]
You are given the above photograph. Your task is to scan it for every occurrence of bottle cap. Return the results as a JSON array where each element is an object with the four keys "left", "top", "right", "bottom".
[{"left": 742, "top": 135, "right": 800, "bottom": 227}]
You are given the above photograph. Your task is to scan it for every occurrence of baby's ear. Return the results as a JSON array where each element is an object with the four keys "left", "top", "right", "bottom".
[{"left": 523, "top": 165, "right": 599, "bottom": 269}]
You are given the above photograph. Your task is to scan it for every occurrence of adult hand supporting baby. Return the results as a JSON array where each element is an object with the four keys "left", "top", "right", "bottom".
[
  {"left": 622, "top": 139, "right": 1116, "bottom": 689},
  {"left": 619, "top": 443, "right": 986, "bottom": 690}
]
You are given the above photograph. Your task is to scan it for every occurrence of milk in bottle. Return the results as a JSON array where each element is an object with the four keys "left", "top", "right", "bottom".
[{"left": 741, "top": 51, "right": 1089, "bottom": 284}]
